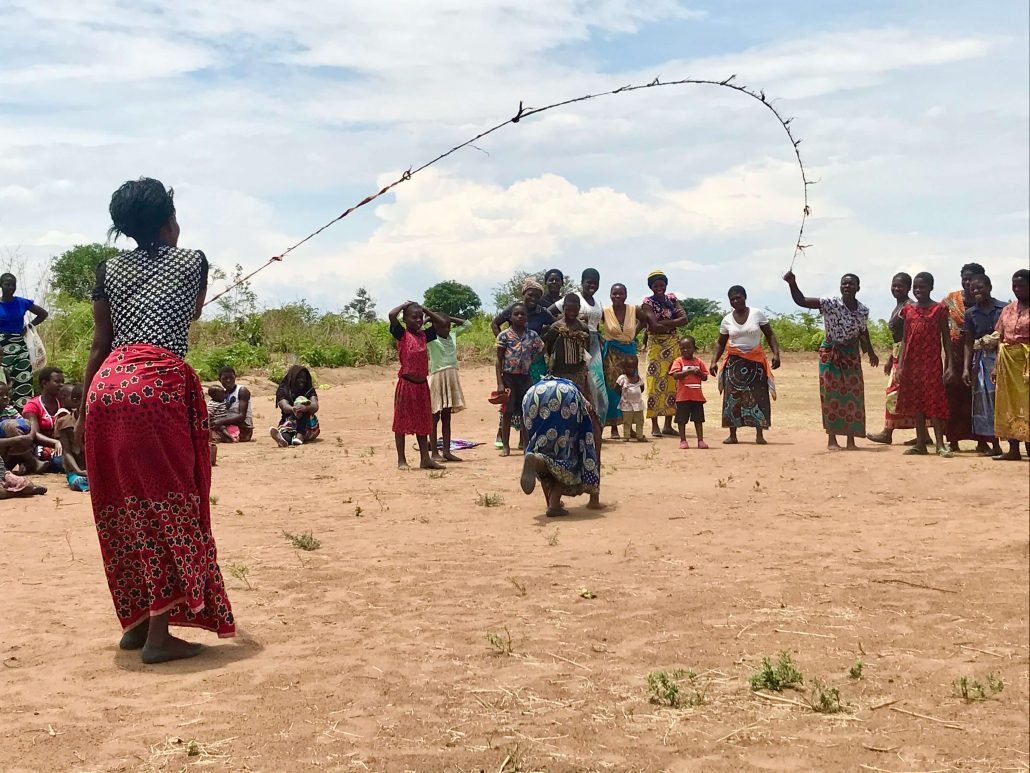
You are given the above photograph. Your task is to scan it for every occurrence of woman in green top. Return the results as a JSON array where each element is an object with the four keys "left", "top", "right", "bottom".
[{"left": 428, "top": 314, "right": 472, "bottom": 461}]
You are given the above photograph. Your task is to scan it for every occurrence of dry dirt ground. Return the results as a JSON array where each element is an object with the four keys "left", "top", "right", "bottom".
[{"left": 2, "top": 354, "right": 1028, "bottom": 772}]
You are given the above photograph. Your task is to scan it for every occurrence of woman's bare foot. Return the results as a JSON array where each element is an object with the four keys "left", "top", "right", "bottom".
[
  {"left": 866, "top": 430, "right": 891, "bottom": 444},
  {"left": 119, "top": 625, "right": 148, "bottom": 651},
  {"left": 397, "top": 461, "right": 411, "bottom": 470},
  {"left": 500, "top": 447, "right": 511, "bottom": 458},
  {"left": 723, "top": 436, "right": 738, "bottom": 444},
  {"left": 586, "top": 500, "right": 606, "bottom": 510},
  {"left": 442, "top": 452, "right": 463, "bottom": 462},
  {"left": 141, "top": 635, "right": 204, "bottom": 665},
  {"left": 546, "top": 504, "right": 569, "bottom": 517},
  {"left": 420, "top": 458, "right": 444, "bottom": 470}
]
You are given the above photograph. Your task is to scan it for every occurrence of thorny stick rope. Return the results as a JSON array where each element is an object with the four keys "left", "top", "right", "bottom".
[{"left": 205, "top": 74, "right": 812, "bottom": 307}]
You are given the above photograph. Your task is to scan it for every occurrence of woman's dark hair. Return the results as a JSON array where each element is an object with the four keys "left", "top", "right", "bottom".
[
  {"left": 914, "top": 271, "right": 935, "bottom": 289},
  {"left": 0, "top": 273, "right": 15, "bottom": 284},
  {"left": 892, "top": 272, "right": 912, "bottom": 288},
  {"left": 610, "top": 283, "right": 627, "bottom": 293},
  {"left": 727, "top": 285, "right": 747, "bottom": 299},
  {"left": 581, "top": 268, "right": 600, "bottom": 282},
  {"left": 544, "top": 268, "right": 564, "bottom": 282},
  {"left": 39, "top": 366, "right": 63, "bottom": 385},
  {"left": 842, "top": 273, "right": 861, "bottom": 285},
  {"left": 961, "top": 262, "right": 986, "bottom": 277},
  {"left": 968, "top": 273, "right": 992, "bottom": 290},
  {"left": 1013, "top": 268, "right": 1030, "bottom": 283},
  {"left": 108, "top": 177, "right": 176, "bottom": 245},
  {"left": 510, "top": 302, "right": 527, "bottom": 313},
  {"left": 563, "top": 292, "right": 581, "bottom": 305}
]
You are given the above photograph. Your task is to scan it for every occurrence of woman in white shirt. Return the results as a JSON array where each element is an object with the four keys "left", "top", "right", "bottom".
[{"left": 709, "top": 285, "right": 781, "bottom": 444}]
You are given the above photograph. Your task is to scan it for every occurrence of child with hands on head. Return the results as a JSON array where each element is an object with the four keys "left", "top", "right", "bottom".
[{"left": 389, "top": 301, "right": 450, "bottom": 470}]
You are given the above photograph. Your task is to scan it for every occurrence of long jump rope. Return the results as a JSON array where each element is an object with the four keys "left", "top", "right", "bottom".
[{"left": 204, "top": 75, "right": 811, "bottom": 308}]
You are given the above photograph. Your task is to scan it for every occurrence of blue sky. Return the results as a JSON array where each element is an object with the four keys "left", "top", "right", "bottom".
[{"left": 1, "top": 1, "right": 1027, "bottom": 319}]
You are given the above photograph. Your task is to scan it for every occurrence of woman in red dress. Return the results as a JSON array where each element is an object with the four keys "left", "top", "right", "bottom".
[
  {"left": 77, "top": 178, "right": 234, "bottom": 664},
  {"left": 896, "top": 272, "right": 953, "bottom": 457}
]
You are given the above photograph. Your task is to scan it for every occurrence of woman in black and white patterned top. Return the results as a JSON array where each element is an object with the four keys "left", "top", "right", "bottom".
[{"left": 78, "top": 178, "right": 235, "bottom": 665}]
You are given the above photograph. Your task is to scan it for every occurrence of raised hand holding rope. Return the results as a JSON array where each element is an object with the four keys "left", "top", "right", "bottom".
[{"left": 205, "top": 75, "right": 812, "bottom": 307}]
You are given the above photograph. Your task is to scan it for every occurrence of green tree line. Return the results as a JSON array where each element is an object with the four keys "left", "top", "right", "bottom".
[{"left": 37, "top": 244, "right": 892, "bottom": 385}]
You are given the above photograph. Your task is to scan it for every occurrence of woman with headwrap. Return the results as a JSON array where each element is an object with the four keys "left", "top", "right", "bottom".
[
  {"left": 271, "top": 365, "right": 320, "bottom": 447},
  {"left": 601, "top": 283, "right": 645, "bottom": 438},
  {"left": 549, "top": 268, "right": 608, "bottom": 424},
  {"left": 942, "top": 262, "right": 987, "bottom": 451},
  {"left": 642, "top": 270, "right": 688, "bottom": 437}
]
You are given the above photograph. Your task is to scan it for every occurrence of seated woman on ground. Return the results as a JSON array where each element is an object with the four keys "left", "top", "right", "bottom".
[
  {"left": 22, "top": 366, "right": 65, "bottom": 471},
  {"left": 271, "top": 365, "right": 320, "bottom": 447},
  {"left": 213, "top": 366, "right": 253, "bottom": 442}
]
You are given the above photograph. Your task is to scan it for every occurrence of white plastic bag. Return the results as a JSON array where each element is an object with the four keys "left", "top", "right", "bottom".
[{"left": 24, "top": 324, "right": 46, "bottom": 372}]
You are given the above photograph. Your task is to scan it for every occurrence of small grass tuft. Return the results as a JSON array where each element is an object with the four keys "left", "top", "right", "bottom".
[
  {"left": 227, "top": 563, "right": 252, "bottom": 589},
  {"left": 486, "top": 626, "right": 514, "bottom": 656},
  {"left": 477, "top": 492, "right": 504, "bottom": 507},
  {"left": 547, "top": 528, "right": 560, "bottom": 546},
  {"left": 282, "top": 530, "right": 321, "bottom": 551},
  {"left": 750, "top": 652, "right": 804, "bottom": 692},
  {"left": 808, "top": 679, "right": 845, "bottom": 713},
  {"left": 954, "top": 673, "right": 1004, "bottom": 701},
  {"left": 354, "top": 505, "right": 363, "bottom": 517},
  {"left": 509, "top": 577, "right": 527, "bottom": 596},
  {"left": 578, "top": 587, "right": 596, "bottom": 599},
  {"left": 647, "top": 669, "right": 708, "bottom": 707},
  {"left": 209, "top": 495, "right": 218, "bottom": 506},
  {"left": 848, "top": 659, "right": 864, "bottom": 679}
]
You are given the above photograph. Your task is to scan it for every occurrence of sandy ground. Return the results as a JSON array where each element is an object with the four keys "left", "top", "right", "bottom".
[{"left": 2, "top": 354, "right": 1028, "bottom": 772}]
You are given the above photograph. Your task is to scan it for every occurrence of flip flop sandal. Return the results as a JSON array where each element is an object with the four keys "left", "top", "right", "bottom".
[
  {"left": 936, "top": 448, "right": 954, "bottom": 458},
  {"left": 903, "top": 447, "right": 928, "bottom": 455}
]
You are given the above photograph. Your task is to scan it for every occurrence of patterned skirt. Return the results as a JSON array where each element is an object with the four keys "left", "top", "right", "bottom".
[
  {"left": 995, "top": 342, "right": 1029, "bottom": 441},
  {"left": 645, "top": 333, "right": 677, "bottom": 418},
  {"left": 522, "top": 377, "right": 600, "bottom": 497},
  {"left": 971, "top": 348, "right": 998, "bottom": 438},
  {"left": 84, "top": 344, "right": 235, "bottom": 637},
  {"left": 0, "top": 333, "right": 33, "bottom": 409},
  {"left": 393, "top": 377, "right": 432, "bottom": 436},
  {"left": 884, "top": 342, "right": 920, "bottom": 430},
  {"left": 720, "top": 354, "right": 771, "bottom": 428},
  {"left": 818, "top": 339, "right": 866, "bottom": 436}
]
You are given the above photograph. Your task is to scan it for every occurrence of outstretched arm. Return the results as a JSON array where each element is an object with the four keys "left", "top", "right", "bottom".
[{"left": 782, "top": 271, "right": 821, "bottom": 310}]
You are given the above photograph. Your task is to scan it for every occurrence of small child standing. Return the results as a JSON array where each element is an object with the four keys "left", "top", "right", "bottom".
[
  {"left": 670, "top": 336, "right": 709, "bottom": 449},
  {"left": 207, "top": 385, "right": 239, "bottom": 443},
  {"left": 496, "top": 303, "right": 545, "bottom": 456},
  {"left": 390, "top": 301, "right": 449, "bottom": 470},
  {"left": 615, "top": 355, "right": 647, "bottom": 442},
  {"left": 428, "top": 314, "right": 472, "bottom": 462}
]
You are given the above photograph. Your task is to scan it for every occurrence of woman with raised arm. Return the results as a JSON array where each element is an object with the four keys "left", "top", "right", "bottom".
[
  {"left": 76, "top": 178, "right": 235, "bottom": 664},
  {"left": 783, "top": 271, "right": 879, "bottom": 450},
  {"left": 709, "top": 285, "right": 780, "bottom": 445},
  {"left": 642, "top": 270, "right": 688, "bottom": 437}
]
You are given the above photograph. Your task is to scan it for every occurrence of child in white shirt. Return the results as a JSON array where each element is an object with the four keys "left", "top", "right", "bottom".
[{"left": 615, "top": 355, "right": 647, "bottom": 442}]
